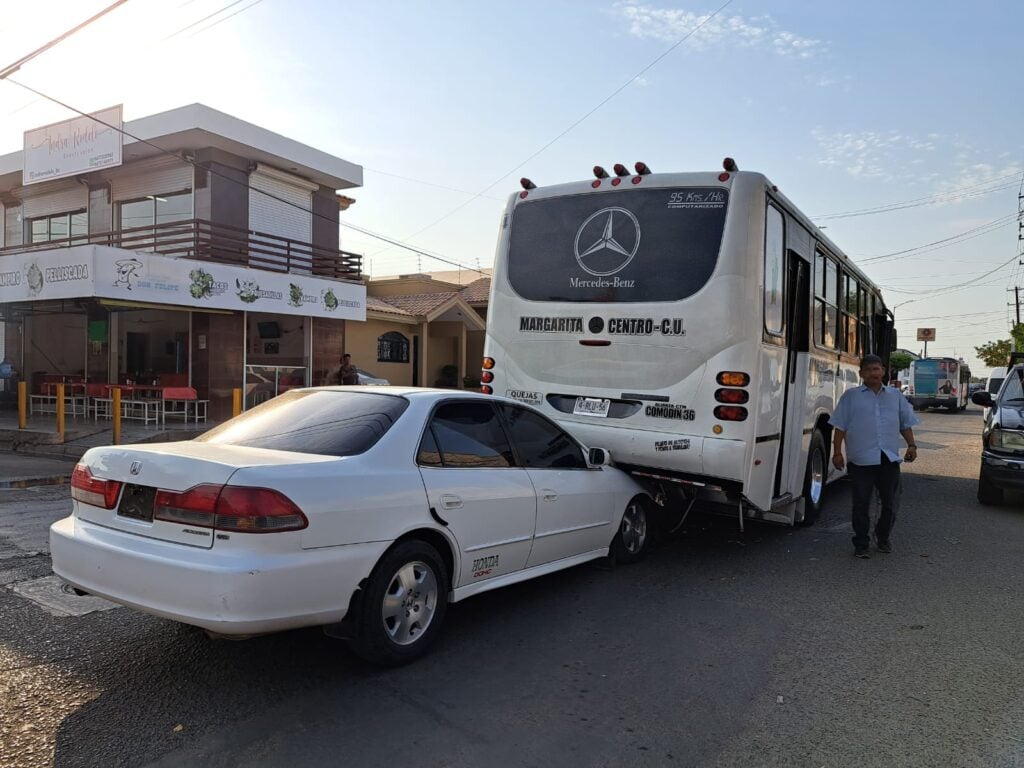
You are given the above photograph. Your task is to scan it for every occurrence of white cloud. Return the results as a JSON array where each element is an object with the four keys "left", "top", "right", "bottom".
[
  {"left": 614, "top": 2, "right": 828, "bottom": 59},
  {"left": 812, "top": 129, "right": 1022, "bottom": 199}
]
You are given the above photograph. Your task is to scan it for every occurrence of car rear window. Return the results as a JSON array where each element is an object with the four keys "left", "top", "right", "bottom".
[{"left": 195, "top": 390, "right": 409, "bottom": 457}]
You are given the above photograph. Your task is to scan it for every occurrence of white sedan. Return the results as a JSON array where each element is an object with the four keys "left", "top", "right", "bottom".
[{"left": 51, "top": 387, "right": 654, "bottom": 665}]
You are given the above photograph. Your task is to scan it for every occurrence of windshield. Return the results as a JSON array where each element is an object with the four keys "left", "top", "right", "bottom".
[
  {"left": 507, "top": 187, "right": 727, "bottom": 303},
  {"left": 998, "top": 369, "right": 1024, "bottom": 402},
  {"left": 196, "top": 390, "right": 409, "bottom": 456}
]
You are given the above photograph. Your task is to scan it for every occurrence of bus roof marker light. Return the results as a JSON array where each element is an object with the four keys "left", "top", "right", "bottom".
[
  {"left": 519, "top": 191, "right": 529, "bottom": 199},
  {"left": 631, "top": 176, "right": 642, "bottom": 185},
  {"left": 613, "top": 164, "right": 630, "bottom": 177},
  {"left": 722, "top": 157, "right": 739, "bottom": 172},
  {"left": 634, "top": 162, "right": 651, "bottom": 175},
  {"left": 718, "top": 172, "right": 730, "bottom": 182},
  {"left": 593, "top": 166, "right": 610, "bottom": 179},
  {"left": 611, "top": 178, "right": 622, "bottom": 186},
  {"left": 592, "top": 180, "right": 602, "bottom": 188},
  {"left": 520, "top": 178, "right": 537, "bottom": 190}
]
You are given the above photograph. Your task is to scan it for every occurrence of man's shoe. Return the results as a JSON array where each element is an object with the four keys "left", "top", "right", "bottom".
[
  {"left": 854, "top": 547, "right": 871, "bottom": 559},
  {"left": 876, "top": 540, "right": 892, "bottom": 554}
]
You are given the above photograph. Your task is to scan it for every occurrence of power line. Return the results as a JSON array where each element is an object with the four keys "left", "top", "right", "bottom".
[
  {"left": 812, "top": 172, "right": 1023, "bottom": 221},
  {"left": 858, "top": 213, "right": 1017, "bottom": 263},
  {"left": 0, "top": 0, "right": 131, "bottom": 80},
  {"left": 162, "top": 0, "right": 249, "bottom": 41},
  {"left": 3, "top": 77, "right": 488, "bottom": 277},
  {"left": 368, "top": 0, "right": 736, "bottom": 257},
  {"left": 183, "top": 0, "right": 266, "bottom": 39}
]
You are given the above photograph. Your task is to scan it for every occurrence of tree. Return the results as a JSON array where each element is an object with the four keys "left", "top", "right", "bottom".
[
  {"left": 975, "top": 338, "right": 1012, "bottom": 368},
  {"left": 889, "top": 352, "right": 914, "bottom": 373},
  {"left": 975, "top": 325, "right": 1024, "bottom": 367}
]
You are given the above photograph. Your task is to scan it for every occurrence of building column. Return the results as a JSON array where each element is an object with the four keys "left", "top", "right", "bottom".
[
  {"left": 458, "top": 323, "right": 467, "bottom": 389},
  {"left": 419, "top": 321, "right": 429, "bottom": 389}
]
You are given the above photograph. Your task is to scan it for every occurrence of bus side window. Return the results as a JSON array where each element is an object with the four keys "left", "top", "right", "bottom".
[
  {"left": 813, "top": 250, "right": 838, "bottom": 350},
  {"left": 764, "top": 204, "right": 785, "bottom": 336}
]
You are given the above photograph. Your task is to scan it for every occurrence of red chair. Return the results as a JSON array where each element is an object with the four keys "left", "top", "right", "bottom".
[{"left": 162, "top": 387, "right": 209, "bottom": 426}]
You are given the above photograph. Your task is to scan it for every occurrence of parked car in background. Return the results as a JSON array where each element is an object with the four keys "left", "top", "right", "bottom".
[
  {"left": 971, "top": 366, "right": 1024, "bottom": 505},
  {"left": 50, "top": 388, "right": 654, "bottom": 665},
  {"left": 356, "top": 369, "right": 390, "bottom": 385},
  {"left": 982, "top": 367, "right": 1007, "bottom": 421}
]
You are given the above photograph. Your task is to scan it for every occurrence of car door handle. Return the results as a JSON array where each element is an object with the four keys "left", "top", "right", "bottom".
[
  {"left": 541, "top": 490, "right": 558, "bottom": 502},
  {"left": 440, "top": 494, "right": 463, "bottom": 510}
]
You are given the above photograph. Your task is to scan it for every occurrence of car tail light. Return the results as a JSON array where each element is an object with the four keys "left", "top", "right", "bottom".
[
  {"left": 215, "top": 487, "right": 308, "bottom": 533},
  {"left": 154, "top": 484, "right": 307, "bottom": 533},
  {"left": 716, "top": 371, "right": 750, "bottom": 387},
  {"left": 154, "top": 484, "right": 220, "bottom": 527},
  {"left": 713, "top": 406, "right": 748, "bottom": 421},
  {"left": 715, "top": 388, "right": 749, "bottom": 404},
  {"left": 71, "top": 464, "right": 122, "bottom": 509}
]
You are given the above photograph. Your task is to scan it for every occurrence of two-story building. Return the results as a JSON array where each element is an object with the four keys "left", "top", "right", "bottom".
[{"left": 0, "top": 104, "right": 366, "bottom": 418}]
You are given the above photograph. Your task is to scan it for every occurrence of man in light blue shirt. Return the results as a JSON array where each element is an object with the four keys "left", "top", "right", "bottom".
[{"left": 829, "top": 354, "right": 919, "bottom": 558}]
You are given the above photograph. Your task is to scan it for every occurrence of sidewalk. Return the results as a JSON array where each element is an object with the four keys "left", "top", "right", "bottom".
[
  {"left": 0, "top": 410, "right": 215, "bottom": 463},
  {"left": 0, "top": 453, "right": 77, "bottom": 486}
]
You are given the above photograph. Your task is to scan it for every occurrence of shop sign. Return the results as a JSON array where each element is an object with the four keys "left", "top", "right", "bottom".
[
  {"left": 0, "top": 245, "right": 366, "bottom": 321},
  {"left": 23, "top": 105, "right": 123, "bottom": 185}
]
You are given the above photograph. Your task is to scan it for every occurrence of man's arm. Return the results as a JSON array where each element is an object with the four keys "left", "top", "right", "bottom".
[
  {"left": 900, "top": 428, "right": 918, "bottom": 463},
  {"left": 832, "top": 428, "right": 847, "bottom": 470}
]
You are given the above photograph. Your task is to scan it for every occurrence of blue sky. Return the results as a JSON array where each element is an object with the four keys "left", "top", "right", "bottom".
[{"left": 2, "top": 0, "right": 1022, "bottom": 372}]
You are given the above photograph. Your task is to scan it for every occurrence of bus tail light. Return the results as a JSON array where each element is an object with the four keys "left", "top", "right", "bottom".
[
  {"left": 716, "top": 371, "right": 750, "bottom": 387},
  {"left": 481, "top": 385, "right": 493, "bottom": 395},
  {"left": 715, "top": 388, "right": 749, "bottom": 404},
  {"left": 714, "top": 406, "right": 748, "bottom": 421},
  {"left": 482, "top": 357, "right": 495, "bottom": 370},
  {"left": 481, "top": 371, "right": 494, "bottom": 383}
]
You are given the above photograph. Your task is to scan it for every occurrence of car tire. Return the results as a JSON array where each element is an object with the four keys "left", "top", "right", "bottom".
[
  {"left": 348, "top": 540, "right": 449, "bottom": 667},
  {"left": 799, "top": 430, "right": 828, "bottom": 526},
  {"left": 611, "top": 496, "right": 652, "bottom": 564},
  {"left": 977, "top": 467, "right": 1004, "bottom": 506}
]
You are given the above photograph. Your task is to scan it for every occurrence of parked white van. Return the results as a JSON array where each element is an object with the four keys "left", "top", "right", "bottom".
[{"left": 983, "top": 367, "right": 1007, "bottom": 421}]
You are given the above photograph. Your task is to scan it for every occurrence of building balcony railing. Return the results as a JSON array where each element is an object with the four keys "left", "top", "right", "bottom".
[{"left": 0, "top": 219, "right": 362, "bottom": 282}]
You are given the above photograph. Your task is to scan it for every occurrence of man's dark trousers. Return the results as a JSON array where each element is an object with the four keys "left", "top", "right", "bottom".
[{"left": 847, "top": 454, "right": 900, "bottom": 549}]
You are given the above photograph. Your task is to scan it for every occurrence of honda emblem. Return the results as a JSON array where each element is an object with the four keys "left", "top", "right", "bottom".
[{"left": 129, "top": 461, "right": 142, "bottom": 476}]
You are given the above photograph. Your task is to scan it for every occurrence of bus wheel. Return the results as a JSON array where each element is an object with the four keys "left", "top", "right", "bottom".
[{"left": 799, "top": 430, "right": 827, "bottom": 526}]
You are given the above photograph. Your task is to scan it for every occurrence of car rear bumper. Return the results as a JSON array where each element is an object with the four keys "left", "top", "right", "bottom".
[
  {"left": 981, "top": 453, "right": 1024, "bottom": 491},
  {"left": 50, "top": 515, "right": 388, "bottom": 634}
]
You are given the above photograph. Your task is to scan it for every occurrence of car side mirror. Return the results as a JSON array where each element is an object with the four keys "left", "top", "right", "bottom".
[
  {"left": 971, "top": 391, "right": 993, "bottom": 407},
  {"left": 588, "top": 447, "right": 609, "bottom": 466}
]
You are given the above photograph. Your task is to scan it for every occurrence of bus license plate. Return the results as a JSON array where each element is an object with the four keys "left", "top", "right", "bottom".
[{"left": 573, "top": 397, "right": 610, "bottom": 418}]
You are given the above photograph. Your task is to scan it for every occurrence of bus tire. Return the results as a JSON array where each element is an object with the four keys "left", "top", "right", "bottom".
[{"left": 799, "top": 430, "right": 828, "bottom": 526}]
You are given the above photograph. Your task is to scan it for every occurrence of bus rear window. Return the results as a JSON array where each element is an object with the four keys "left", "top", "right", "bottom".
[{"left": 507, "top": 187, "right": 727, "bottom": 303}]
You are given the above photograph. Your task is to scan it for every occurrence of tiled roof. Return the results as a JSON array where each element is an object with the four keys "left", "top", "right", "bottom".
[
  {"left": 374, "top": 292, "right": 459, "bottom": 316},
  {"left": 460, "top": 277, "right": 491, "bottom": 304},
  {"left": 365, "top": 296, "right": 414, "bottom": 317}
]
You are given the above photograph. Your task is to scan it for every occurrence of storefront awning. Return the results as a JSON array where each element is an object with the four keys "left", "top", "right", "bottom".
[{"left": 0, "top": 245, "right": 366, "bottom": 321}]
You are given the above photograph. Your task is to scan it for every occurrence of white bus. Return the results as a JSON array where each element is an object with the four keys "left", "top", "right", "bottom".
[{"left": 482, "top": 160, "right": 895, "bottom": 527}]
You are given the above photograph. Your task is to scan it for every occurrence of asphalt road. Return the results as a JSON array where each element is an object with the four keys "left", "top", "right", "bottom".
[{"left": 1, "top": 406, "right": 1022, "bottom": 768}]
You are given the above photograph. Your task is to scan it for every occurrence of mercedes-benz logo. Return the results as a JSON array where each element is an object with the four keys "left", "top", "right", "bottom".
[
  {"left": 573, "top": 207, "right": 641, "bottom": 277},
  {"left": 129, "top": 461, "right": 142, "bottom": 476}
]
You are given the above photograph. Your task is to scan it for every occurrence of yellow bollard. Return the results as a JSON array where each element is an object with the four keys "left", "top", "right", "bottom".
[
  {"left": 232, "top": 388, "right": 242, "bottom": 417},
  {"left": 17, "top": 381, "right": 27, "bottom": 429},
  {"left": 56, "top": 383, "right": 65, "bottom": 441},
  {"left": 112, "top": 388, "right": 122, "bottom": 445}
]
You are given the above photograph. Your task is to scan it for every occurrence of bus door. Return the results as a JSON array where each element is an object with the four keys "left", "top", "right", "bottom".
[{"left": 773, "top": 254, "right": 811, "bottom": 502}]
